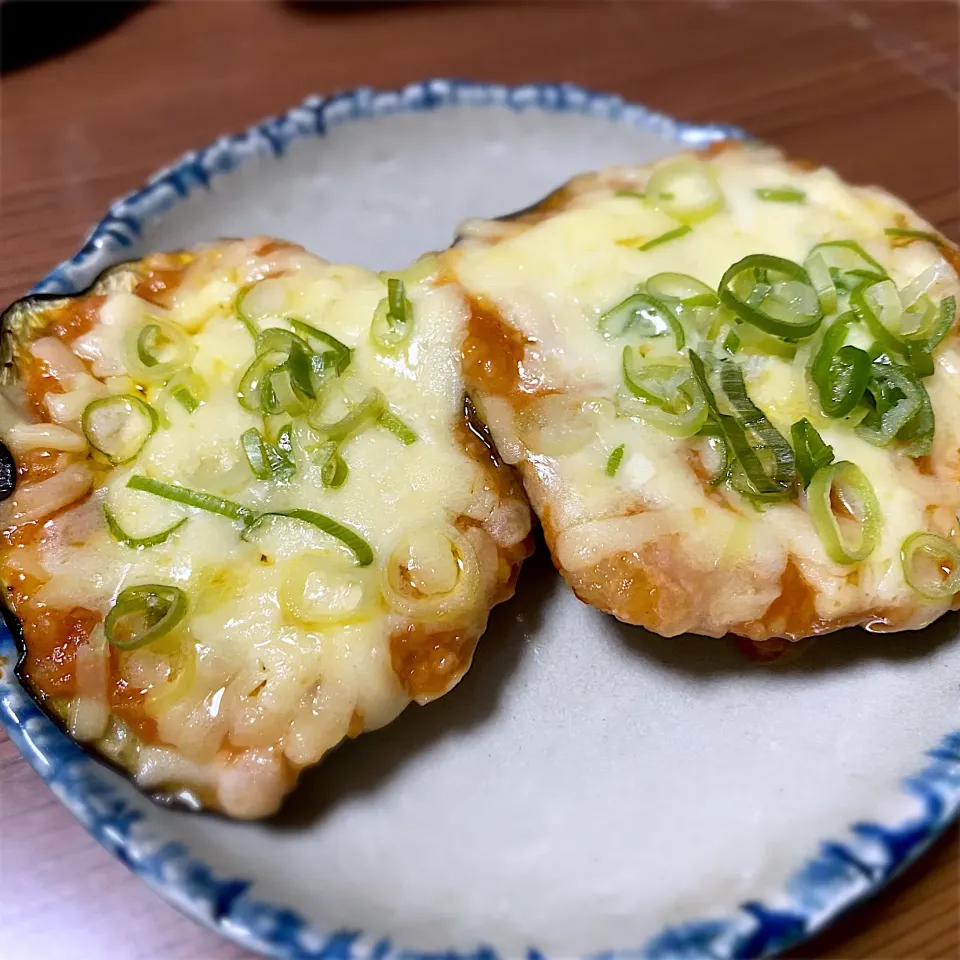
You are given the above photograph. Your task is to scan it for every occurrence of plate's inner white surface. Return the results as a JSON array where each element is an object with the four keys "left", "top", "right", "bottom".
[{"left": 105, "top": 106, "right": 960, "bottom": 954}]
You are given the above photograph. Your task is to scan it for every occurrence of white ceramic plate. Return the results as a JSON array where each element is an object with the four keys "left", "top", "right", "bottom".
[{"left": 3, "top": 81, "right": 960, "bottom": 960}]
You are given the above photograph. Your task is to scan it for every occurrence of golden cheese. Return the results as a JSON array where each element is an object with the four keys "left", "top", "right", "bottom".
[
  {"left": 448, "top": 144, "right": 960, "bottom": 643},
  {"left": 0, "top": 238, "right": 531, "bottom": 818}
]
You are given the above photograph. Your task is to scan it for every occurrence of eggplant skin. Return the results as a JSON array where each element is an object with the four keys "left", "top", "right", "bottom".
[
  {"left": 0, "top": 259, "right": 144, "bottom": 387},
  {"left": 0, "top": 257, "right": 192, "bottom": 809}
]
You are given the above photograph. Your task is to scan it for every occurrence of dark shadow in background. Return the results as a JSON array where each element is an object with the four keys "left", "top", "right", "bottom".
[
  {"left": 272, "top": 530, "right": 555, "bottom": 829},
  {"left": 616, "top": 609, "right": 960, "bottom": 680},
  {"left": 0, "top": 0, "right": 147, "bottom": 74}
]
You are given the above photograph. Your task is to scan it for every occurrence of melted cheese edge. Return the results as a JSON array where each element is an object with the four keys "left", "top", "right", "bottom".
[
  {"left": 453, "top": 146, "right": 960, "bottom": 635},
  {"left": 2, "top": 242, "right": 528, "bottom": 817}
]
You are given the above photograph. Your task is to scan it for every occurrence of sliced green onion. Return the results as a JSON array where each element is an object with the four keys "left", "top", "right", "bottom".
[
  {"left": 898, "top": 373, "right": 935, "bottom": 458},
  {"left": 103, "top": 506, "right": 187, "bottom": 549},
  {"left": 909, "top": 295, "right": 956, "bottom": 355},
  {"left": 698, "top": 426, "right": 730, "bottom": 485},
  {"left": 137, "top": 324, "right": 164, "bottom": 367},
  {"left": 288, "top": 319, "right": 352, "bottom": 374},
  {"left": 850, "top": 278, "right": 910, "bottom": 354},
  {"left": 856, "top": 360, "right": 932, "bottom": 454},
  {"left": 172, "top": 387, "right": 199, "bottom": 413},
  {"left": 234, "top": 284, "right": 263, "bottom": 339},
  {"left": 615, "top": 189, "right": 645, "bottom": 200},
  {"left": 688, "top": 351, "right": 795, "bottom": 502},
  {"left": 156, "top": 370, "right": 207, "bottom": 424},
  {"left": 807, "top": 460, "right": 882, "bottom": 564},
  {"left": 884, "top": 227, "right": 942, "bottom": 244},
  {"left": 237, "top": 350, "right": 288, "bottom": 413},
  {"left": 605, "top": 444, "right": 625, "bottom": 477},
  {"left": 255, "top": 327, "right": 312, "bottom": 361},
  {"left": 242, "top": 509, "right": 373, "bottom": 567},
  {"left": 808, "top": 240, "right": 887, "bottom": 291},
  {"left": 637, "top": 224, "right": 692, "bottom": 252},
  {"left": 645, "top": 157, "right": 724, "bottom": 223},
  {"left": 811, "top": 313, "right": 870, "bottom": 418},
  {"left": 265, "top": 367, "right": 305, "bottom": 416},
  {"left": 309, "top": 389, "right": 383, "bottom": 442},
  {"left": 803, "top": 251, "right": 838, "bottom": 315},
  {"left": 315, "top": 442, "right": 349, "bottom": 488},
  {"left": 791, "top": 419, "right": 835, "bottom": 488},
  {"left": 81, "top": 395, "right": 158, "bottom": 465},
  {"left": 719, "top": 254, "right": 823, "bottom": 338},
  {"left": 901, "top": 532, "right": 960, "bottom": 599},
  {"left": 645, "top": 273, "right": 719, "bottom": 309},
  {"left": 105, "top": 584, "right": 188, "bottom": 650},
  {"left": 379, "top": 408, "right": 418, "bottom": 445},
  {"left": 123, "top": 319, "right": 194, "bottom": 384},
  {"left": 127, "top": 475, "right": 254, "bottom": 524},
  {"left": 618, "top": 355, "right": 707, "bottom": 438},
  {"left": 622, "top": 353, "right": 686, "bottom": 405},
  {"left": 600, "top": 293, "right": 685, "bottom": 348},
  {"left": 241, "top": 427, "right": 295, "bottom": 482},
  {"left": 715, "top": 356, "right": 797, "bottom": 497},
  {"left": 755, "top": 186, "right": 806, "bottom": 203},
  {"left": 370, "top": 278, "right": 414, "bottom": 350}
]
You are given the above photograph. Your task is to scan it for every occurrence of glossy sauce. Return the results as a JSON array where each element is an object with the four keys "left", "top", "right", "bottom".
[
  {"left": 389, "top": 622, "right": 476, "bottom": 701},
  {"left": 461, "top": 297, "right": 530, "bottom": 400}
]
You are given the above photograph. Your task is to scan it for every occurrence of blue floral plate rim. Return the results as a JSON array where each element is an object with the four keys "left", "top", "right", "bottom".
[{"left": 2, "top": 78, "right": 959, "bottom": 960}]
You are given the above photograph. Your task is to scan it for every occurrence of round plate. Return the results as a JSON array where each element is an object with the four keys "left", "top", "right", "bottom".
[{"left": 4, "top": 80, "right": 960, "bottom": 960}]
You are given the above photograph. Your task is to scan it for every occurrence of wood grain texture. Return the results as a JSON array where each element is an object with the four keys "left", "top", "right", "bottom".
[{"left": 0, "top": 1, "right": 958, "bottom": 958}]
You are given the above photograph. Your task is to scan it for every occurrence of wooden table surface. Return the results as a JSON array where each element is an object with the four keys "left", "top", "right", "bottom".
[{"left": 1, "top": 1, "right": 959, "bottom": 957}]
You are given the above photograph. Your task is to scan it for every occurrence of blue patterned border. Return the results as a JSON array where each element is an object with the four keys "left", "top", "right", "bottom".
[{"left": 2, "top": 79, "right": 958, "bottom": 959}]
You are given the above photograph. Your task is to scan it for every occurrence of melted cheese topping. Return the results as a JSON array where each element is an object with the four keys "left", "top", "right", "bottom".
[
  {"left": 449, "top": 145, "right": 960, "bottom": 641},
  {"left": 0, "top": 238, "right": 531, "bottom": 818}
]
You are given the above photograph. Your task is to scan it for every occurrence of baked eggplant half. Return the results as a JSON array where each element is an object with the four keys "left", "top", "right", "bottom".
[
  {"left": 0, "top": 238, "right": 531, "bottom": 817},
  {"left": 445, "top": 143, "right": 960, "bottom": 650}
]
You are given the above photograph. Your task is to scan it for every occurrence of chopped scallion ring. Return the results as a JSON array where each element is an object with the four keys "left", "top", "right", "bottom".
[
  {"left": 808, "top": 240, "right": 887, "bottom": 292},
  {"left": 803, "top": 251, "right": 837, "bottom": 315},
  {"left": 645, "top": 157, "right": 725, "bottom": 223},
  {"left": 619, "top": 355, "right": 707, "bottom": 438},
  {"left": 156, "top": 369, "right": 207, "bottom": 424},
  {"left": 127, "top": 475, "right": 254, "bottom": 524},
  {"left": 719, "top": 254, "right": 823, "bottom": 338},
  {"left": 755, "top": 187, "right": 806, "bottom": 203},
  {"left": 288, "top": 319, "right": 352, "bottom": 374},
  {"left": 103, "top": 506, "right": 187, "bottom": 549},
  {"left": 81, "top": 395, "right": 158, "bottom": 465},
  {"left": 645, "top": 273, "right": 719, "bottom": 309},
  {"left": 637, "top": 224, "right": 692, "bottom": 252},
  {"left": 315, "top": 442, "right": 349, "bottom": 488},
  {"left": 811, "top": 312, "right": 870, "bottom": 418},
  {"left": 123, "top": 319, "right": 194, "bottom": 384},
  {"left": 242, "top": 509, "right": 373, "bottom": 567},
  {"left": 370, "top": 278, "right": 414, "bottom": 350},
  {"left": 242, "top": 428, "right": 295, "bottom": 482},
  {"left": 605, "top": 444, "right": 625, "bottom": 477},
  {"left": 600, "top": 292, "right": 685, "bottom": 348},
  {"left": 807, "top": 460, "right": 882, "bottom": 564},
  {"left": 309, "top": 390, "right": 383, "bottom": 442},
  {"left": 791, "top": 418, "right": 834, "bottom": 488},
  {"left": 856, "top": 359, "right": 934, "bottom": 455},
  {"left": 688, "top": 351, "right": 795, "bottom": 502},
  {"left": 105, "top": 584, "right": 188, "bottom": 650},
  {"left": 901, "top": 532, "right": 960, "bottom": 599}
]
